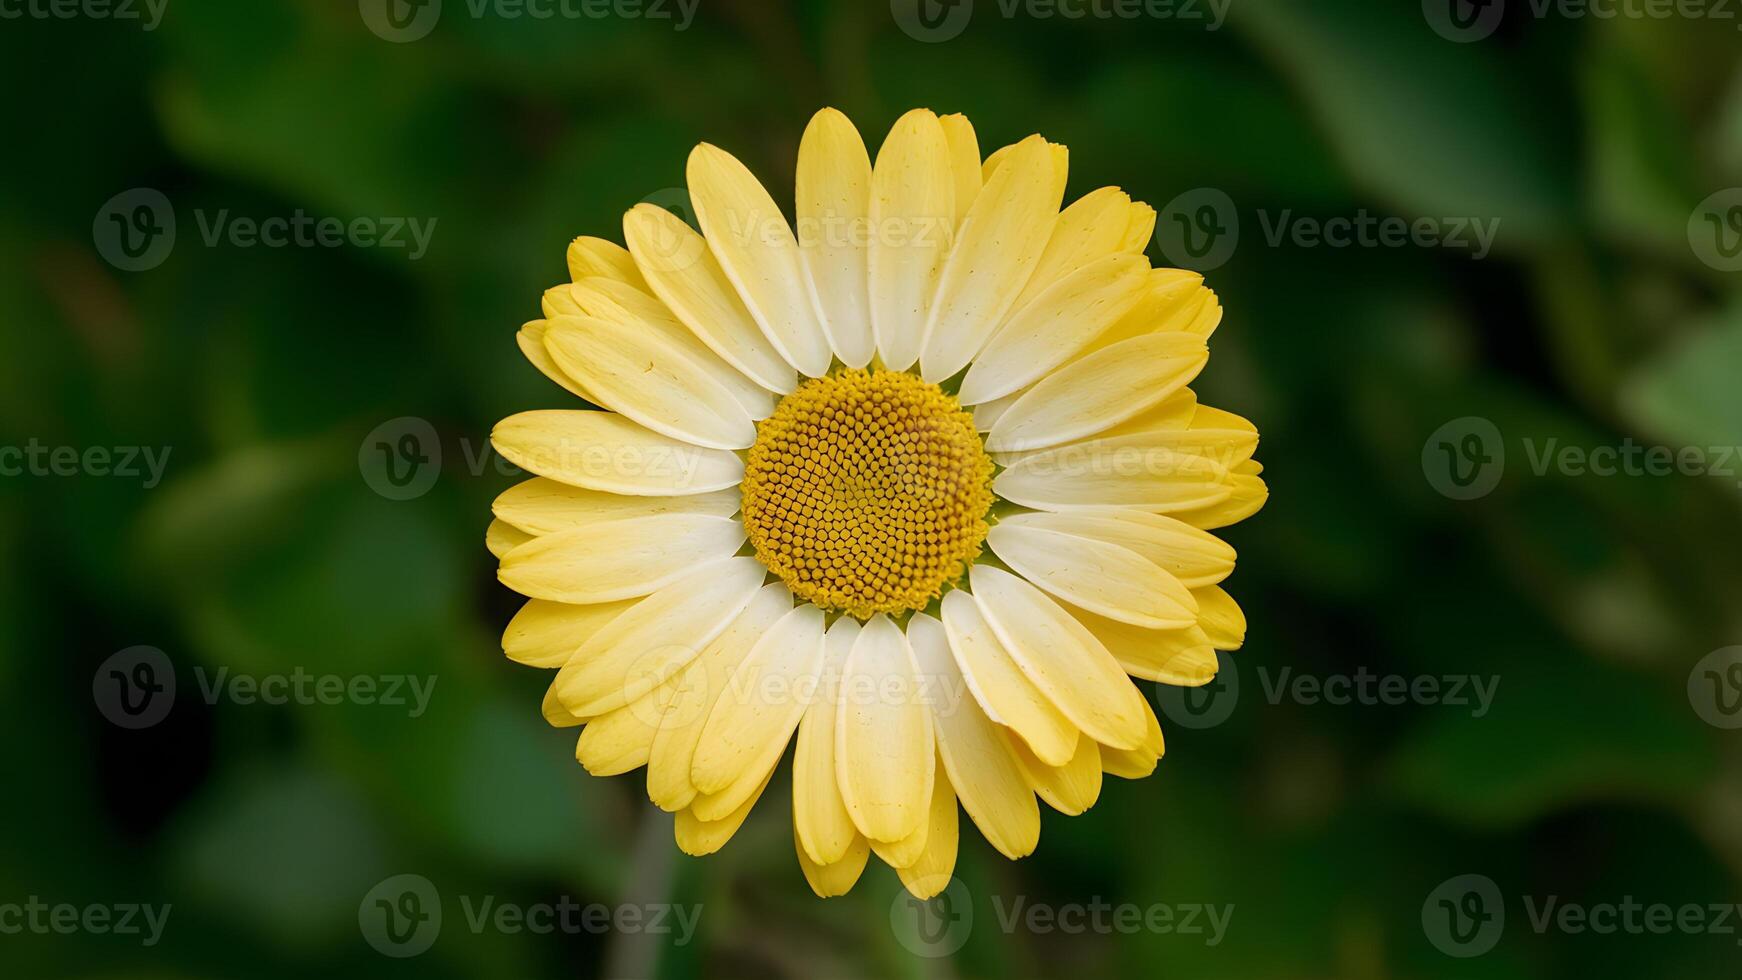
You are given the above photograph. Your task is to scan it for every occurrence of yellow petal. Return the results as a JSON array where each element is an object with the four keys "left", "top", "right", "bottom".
[
  {"left": 869, "top": 804, "right": 932, "bottom": 870},
  {"left": 992, "top": 439, "right": 1231, "bottom": 514},
  {"left": 485, "top": 518, "right": 532, "bottom": 560},
  {"left": 969, "top": 565, "right": 1148, "bottom": 750},
  {"left": 566, "top": 236, "right": 646, "bottom": 290},
  {"left": 493, "top": 478, "right": 738, "bottom": 536},
  {"left": 674, "top": 768, "right": 772, "bottom": 857},
  {"left": 868, "top": 109, "right": 955, "bottom": 372},
  {"left": 997, "top": 510, "right": 1235, "bottom": 589},
  {"left": 905, "top": 609, "right": 1040, "bottom": 859},
  {"left": 920, "top": 135, "right": 1062, "bottom": 383},
  {"left": 1193, "top": 585, "right": 1247, "bottom": 650},
  {"left": 1063, "top": 599, "right": 1219, "bottom": 686},
  {"left": 689, "top": 604, "right": 826, "bottom": 818},
  {"left": 1173, "top": 472, "right": 1268, "bottom": 530},
  {"left": 1100, "top": 695, "right": 1166, "bottom": 779},
  {"left": 796, "top": 826, "right": 869, "bottom": 898},
  {"left": 574, "top": 691, "right": 664, "bottom": 776},
  {"left": 958, "top": 253, "right": 1151, "bottom": 406},
  {"left": 986, "top": 331, "right": 1208, "bottom": 452},
  {"left": 895, "top": 761, "right": 959, "bottom": 900},
  {"left": 544, "top": 316, "right": 756, "bottom": 450},
  {"left": 516, "top": 319, "right": 591, "bottom": 400},
  {"left": 552, "top": 557, "right": 765, "bottom": 717},
  {"left": 623, "top": 203, "right": 797, "bottom": 394},
  {"left": 491, "top": 410, "right": 743, "bottom": 496},
  {"left": 498, "top": 514, "right": 745, "bottom": 604},
  {"left": 986, "top": 522, "right": 1198, "bottom": 629},
  {"left": 938, "top": 113, "right": 982, "bottom": 226},
  {"left": 836, "top": 614, "right": 935, "bottom": 842},
  {"left": 503, "top": 597, "right": 638, "bottom": 668},
  {"left": 687, "top": 143, "right": 832, "bottom": 376},
  {"left": 1008, "top": 727, "right": 1102, "bottom": 815},
  {"left": 796, "top": 108, "right": 876, "bottom": 369},
  {"left": 935, "top": 594, "right": 1078, "bottom": 767},
  {"left": 646, "top": 583, "right": 792, "bottom": 811},
  {"left": 542, "top": 677, "right": 584, "bottom": 728},
  {"left": 793, "top": 618, "right": 861, "bottom": 865},
  {"left": 1008, "top": 187, "right": 1141, "bottom": 313}
]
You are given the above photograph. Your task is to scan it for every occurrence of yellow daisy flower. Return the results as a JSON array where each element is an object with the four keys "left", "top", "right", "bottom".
[{"left": 487, "top": 107, "right": 1267, "bottom": 900}]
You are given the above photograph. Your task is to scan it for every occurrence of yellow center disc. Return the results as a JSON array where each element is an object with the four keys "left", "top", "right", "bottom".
[{"left": 741, "top": 369, "right": 995, "bottom": 618}]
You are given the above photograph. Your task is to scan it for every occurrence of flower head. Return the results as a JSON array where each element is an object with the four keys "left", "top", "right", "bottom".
[{"left": 488, "top": 107, "right": 1267, "bottom": 899}]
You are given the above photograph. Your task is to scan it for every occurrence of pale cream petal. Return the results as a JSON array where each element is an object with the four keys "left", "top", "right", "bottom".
[
  {"left": 794, "top": 618, "right": 861, "bottom": 865},
  {"left": 992, "top": 438, "right": 1231, "bottom": 514},
  {"left": 690, "top": 605, "right": 826, "bottom": 818},
  {"left": 1008, "top": 728, "right": 1102, "bottom": 815},
  {"left": 491, "top": 410, "right": 743, "bottom": 496},
  {"left": 868, "top": 109, "right": 955, "bottom": 372},
  {"left": 1005, "top": 186, "right": 1152, "bottom": 319},
  {"left": 493, "top": 478, "right": 738, "bottom": 536},
  {"left": 552, "top": 557, "right": 765, "bottom": 718},
  {"left": 969, "top": 565, "right": 1148, "bottom": 750},
  {"left": 986, "top": 331, "right": 1208, "bottom": 452},
  {"left": 687, "top": 143, "right": 832, "bottom": 377},
  {"left": 1172, "top": 472, "right": 1269, "bottom": 529},
  {"left": 936, "top": 592, "right": 1078, "bottom": 767},
  {"left": 836, "top": 614, "right": 934, "bottom": 842},
  {"left": 1080, "top": 272, "right": 1207, "bottom": 354},
  {"left": 906, "top": 610, "right": 1040, "bottom": 859},
  {"left": 997, "top": 510, "right": 1235, "bottom": 589},
  {"left": 895, "top": 761, "right": 959, "bottom": 900},
  {"left": 503, "top": 597, "right": 638, "bottom": 668},
  {"left": 646, "top": 584, "right": 792, "bottom": 811},
  {"left": 485, "top": 519, "right": 532, "bottom": 560},
  {"left": 1100, "top": 695, "right": 1166, "bottom": 779},
  {"left": 920, "top": 135, "right": 1062, "bottom": 383},
  {"left": 938, "top": 113, "right": 982, "bottom": 225},
  {"left": 567, "top": 236, "right": 647, "bottom": 290},
  {"left": 1193, "top": 585, "right": 1247, "bottom": 650},
  {"left": 674, "top": 768, "right": 772, "bottom": 856},
  {"left": 517, "top": 320, "right": 591, "bottom": 400},
  {"left": 958, "top": 253, "right": 1151, "bottom": 405},
  {"left": 543, "top": 316, "right": 755, "bottom": 450},
  {"left": 1063, "top": 599, "right": 1219, "bottom": 686},
  {"left": 971, "top": 388, "right": 1023, "bottom": 432},
  {"left": 796, "top": 826, "right": 870, "bottom": 898},
  {"left": 574, "top": 690, "right": 664, "bottom": 776},
  {"left": 796, "top": 108, "right": 876, "bottom": 369},
  {"left": 498, "top": 514, "right": 746, "bottom": 604},
  {"left": 623, "top": 203, "right": 798, "bottom": 394},
  {"left": 986, "top": 523, "right": 1197, "bottom": 630}
]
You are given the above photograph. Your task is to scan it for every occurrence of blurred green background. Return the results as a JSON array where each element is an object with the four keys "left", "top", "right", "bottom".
[{"left": 4, "top": 0, "right": 1742, "bottom": 976}]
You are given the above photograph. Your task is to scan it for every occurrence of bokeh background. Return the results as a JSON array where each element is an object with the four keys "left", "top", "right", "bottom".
[{"left": 5, "top": 0, "right": 1742, "bottom": 976}]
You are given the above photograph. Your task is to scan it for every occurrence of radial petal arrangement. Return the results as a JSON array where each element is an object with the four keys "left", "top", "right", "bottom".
[{"left": 490, "top": 107, "right": 1268, "bottom": 899}]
